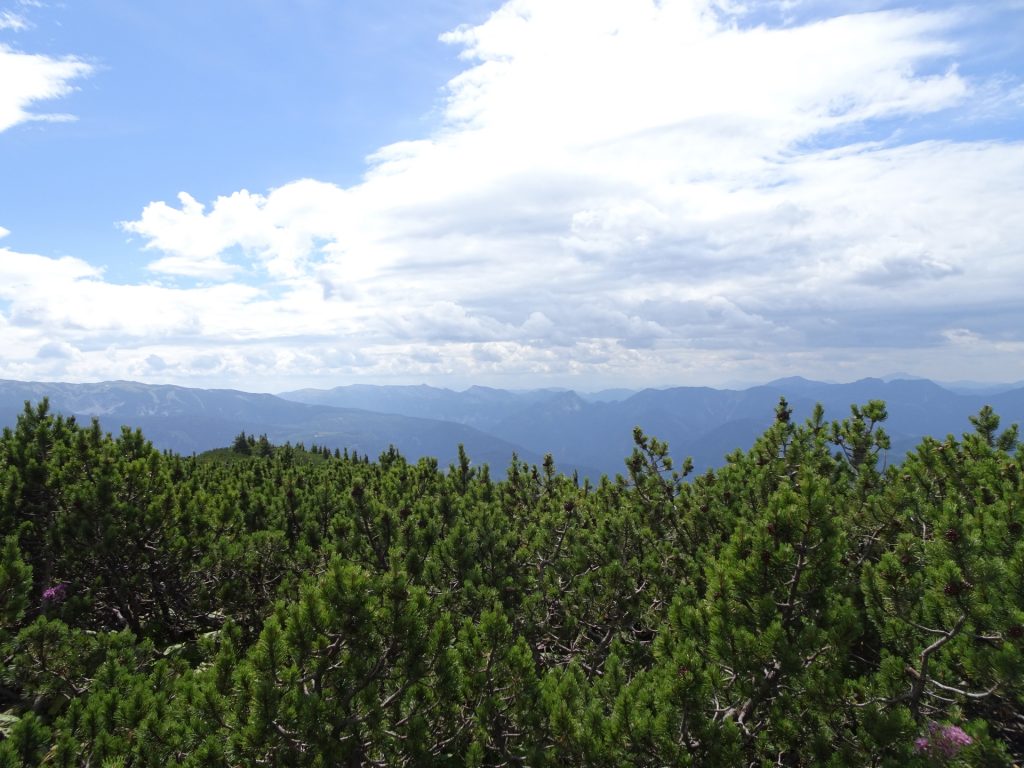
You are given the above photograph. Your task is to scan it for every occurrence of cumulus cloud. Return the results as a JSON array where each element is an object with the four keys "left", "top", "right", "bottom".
[
  {"left": 3, "top": 0, "right": 1024, "bottom": 387},
  {"left": 123, "top": 182, "right": 358, "bottom": 281},
  {"left": 36, "top": 340, "right": 80, "bottom": 360}
]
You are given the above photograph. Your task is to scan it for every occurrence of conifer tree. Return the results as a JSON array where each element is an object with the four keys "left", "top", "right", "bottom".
[{"left": 0, "top": 397, "right": 1020, "bottom": 765}]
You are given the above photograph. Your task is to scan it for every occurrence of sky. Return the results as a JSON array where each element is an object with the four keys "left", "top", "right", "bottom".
[{"left": 1, "top": 0, "right": 1023, "bottom": 392}]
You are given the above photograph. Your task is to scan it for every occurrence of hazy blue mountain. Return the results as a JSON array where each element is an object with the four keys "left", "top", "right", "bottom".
[
  {"left": 3, "top": 377, "right": 1023, "bottom": 479},
  {"left": 939, "top": 380, "right": 1024, "bottom": 396},
  {"left": 0, "top": 379, "right": 557, "bottom": 472},
  {"left": 578, "top": 388, "right": 638, "bottom": 402},
  {"left": 278, "top": 383, "right": 560, "bottom": 432},
  {"left": 282, "top": 378, "right": 1024, "bottom": 475}
]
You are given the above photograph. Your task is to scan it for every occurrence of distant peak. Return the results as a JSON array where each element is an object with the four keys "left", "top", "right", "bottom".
[
  {"left": 763, "top": 376, "right": 823, "bottom": 388},
  {"left": 880, "top": 371, "right": 927, "bottom": 382}
]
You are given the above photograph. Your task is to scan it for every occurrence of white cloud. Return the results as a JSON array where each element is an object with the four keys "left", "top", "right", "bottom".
[
  {"left": 124, "top": 182, "right": 359, "bottom": 281},
  {"left": 3, "top": 0, "right": 1024, "bottom": 387},
  {"left": 0, "top": 43, "right": 92, "bottom": 132},
  {"left": 0, "top": 10, "right": 28, "bottom": 30},
  {"left": 36, "top": 340, "right": 81, "bottom": 360}
]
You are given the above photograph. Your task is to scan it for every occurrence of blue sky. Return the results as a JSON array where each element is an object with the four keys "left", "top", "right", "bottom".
[
  {"left": 1, "top": 0, "right": 1022, "bottom": 391},
  {"left": 0, "top": 0, "right": 503, "bottom": 276}
]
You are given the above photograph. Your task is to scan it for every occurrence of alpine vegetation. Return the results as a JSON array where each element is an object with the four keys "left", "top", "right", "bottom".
[{"left": 1, "top": 397, "right": 1022, "bottom": 765}]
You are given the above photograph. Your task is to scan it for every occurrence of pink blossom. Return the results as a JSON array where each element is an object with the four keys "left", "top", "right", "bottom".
[
  {"left": 42, "top": 583, "right": 68, "bottom": 603},
  {"left": 915, "top": 722, "right": 972, "bottom": 761}
]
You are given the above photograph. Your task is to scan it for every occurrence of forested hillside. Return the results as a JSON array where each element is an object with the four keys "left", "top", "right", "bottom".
[{"left": 1, "top": 397, "right": 1022, "bottom": 766}]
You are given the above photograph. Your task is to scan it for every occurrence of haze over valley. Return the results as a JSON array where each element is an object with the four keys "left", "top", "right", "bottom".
[{"left": 4, "top": 376, "right": 1024, "bottom": 477}]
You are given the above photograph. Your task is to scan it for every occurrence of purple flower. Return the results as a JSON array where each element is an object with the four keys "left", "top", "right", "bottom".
[
  {"left": 940, "top": 725, "right": 972, "bottom": 746},
  {"left": 915, "top": 723, "right": 972, "bottom": 761},
  {"left": 42, "top": 583, "right": 68, "bottom": 603}
]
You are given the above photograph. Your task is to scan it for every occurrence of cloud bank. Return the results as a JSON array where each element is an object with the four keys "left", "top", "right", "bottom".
[{"left": 3, "top": 0, "right": 1023, "bottom": 389}]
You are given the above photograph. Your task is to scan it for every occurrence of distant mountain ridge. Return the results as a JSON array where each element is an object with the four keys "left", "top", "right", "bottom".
[
  {"left": 3, "top": 377, "right": 1023, "bottom": 478},
  {"left": 0, "top": 379, "right": 554, "bottom": 473},
  {"left": 281, "top": 377, "right": 1024, "bottom": 474}
]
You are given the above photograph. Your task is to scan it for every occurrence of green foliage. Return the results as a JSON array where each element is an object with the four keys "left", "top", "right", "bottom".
[
  {"left": 0, "top": 536, "right": 31, "bottom": 633},
  {"left": 0, "top": 397, "right": 1020, "bottom": 765}
]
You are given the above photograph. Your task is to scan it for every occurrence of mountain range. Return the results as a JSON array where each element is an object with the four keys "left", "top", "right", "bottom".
[{"left": 2, "top": 377, "right": 1023, "bottom": 478}]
